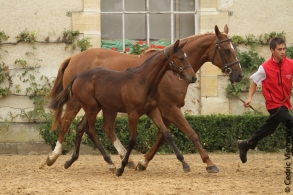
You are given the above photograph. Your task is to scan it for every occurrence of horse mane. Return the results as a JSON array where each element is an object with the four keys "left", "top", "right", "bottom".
[
  {"left": 144, "top": 48, "right": 159, "bottom": 53},
  {"left": 125, "top": 31, "right": 230, "bottom": 72},
  {"left": 126, "top": 50, "right": 162, "bottom": 71},
  {"left": 180, "top": 31, "right": 228, "bottom": 41},
  {"left": 180, "top": 32, "right": 213, "bottom": 41}
]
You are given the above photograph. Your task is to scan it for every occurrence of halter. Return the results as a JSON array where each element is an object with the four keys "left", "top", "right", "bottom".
[
  {"left": 211, "top": 36, "right": 240, "bottom": 76},
  {"left": 164, "top": 49, "right": 191, "bottom": 80}
]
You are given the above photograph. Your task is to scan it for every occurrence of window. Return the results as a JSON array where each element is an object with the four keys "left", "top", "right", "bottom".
[{"left": 101, "top": 0, "right": 198, "bottom": 52}]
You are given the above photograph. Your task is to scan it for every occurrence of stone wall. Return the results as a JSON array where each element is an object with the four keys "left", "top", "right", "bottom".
[{"left": 0, "top": 0, "right": 101, "bottom": 153}]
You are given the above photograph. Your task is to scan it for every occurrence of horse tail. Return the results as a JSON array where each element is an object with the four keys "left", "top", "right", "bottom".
[
  {"left": 49, "top": 57, "right": 71, "bottom": 132},
  {"left": 49, "top": 76, "right": 77, "bottom": 113}
]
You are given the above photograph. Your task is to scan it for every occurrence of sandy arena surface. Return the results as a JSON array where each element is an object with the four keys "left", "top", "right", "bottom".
[{"left": 0, "top": 152, "right": 291, "bottom": 195}]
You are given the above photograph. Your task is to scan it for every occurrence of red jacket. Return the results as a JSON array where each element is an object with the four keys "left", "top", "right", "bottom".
[{"left": 262, "top": 55, "right": 293, "bottom": 110}]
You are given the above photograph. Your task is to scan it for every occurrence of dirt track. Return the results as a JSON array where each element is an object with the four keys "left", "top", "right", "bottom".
[{"left": 0, "top": 152, "right": 291, "bottom": 195}]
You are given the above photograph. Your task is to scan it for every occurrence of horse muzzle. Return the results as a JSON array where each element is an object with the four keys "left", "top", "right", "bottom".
[
  {"left": 191, "top": 76, "right": 197, "bottom": 83},
  {"left": 230, "top": 72, "right": 244, "bottom": 83},
  {"left": 185, "top": 75, "right": 197, "bottom": 83}
]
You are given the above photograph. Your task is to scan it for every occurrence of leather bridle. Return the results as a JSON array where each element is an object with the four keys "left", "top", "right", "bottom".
[
  {"left": 164, "top": 49, "right": 191, "bottom": 80},
  {"left": 211, "top": 36, "right": 240, "bottom": 76}
]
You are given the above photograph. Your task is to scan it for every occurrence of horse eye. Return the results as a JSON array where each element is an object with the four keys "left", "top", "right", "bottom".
[
  {"left": 179, "top": 57, "right": 184, "bottom": 61},
  {"left": 225, "top": 50, "right": 230, "bottom": 54}
]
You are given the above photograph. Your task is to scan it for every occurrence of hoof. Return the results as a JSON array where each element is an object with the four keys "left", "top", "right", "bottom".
[
  {"left": 127, "top": 161, "right": 136, "bottom": 169},
  {"left": 46, "top": 153, "right": 60, "bottom": 166},
  {"left": 206, "top": 165, "right": 219, "bottom": 173},
  {"left": 109, "top": 164, "right": 116, "bottom": 173},
  {"left": 182, "top": 161, "right": 191, "bottom": 173},
  {"left": 46, "top": 156, "right": 56, "bottom": 166},
  {"left": 136, "top": 162, "right": 147, "bottom": 171},
  {"left": 64, "top": 161, "right": 71, "bottom": 169},
  {"left": 116, "top": 168, "right": 124, "bottom": 177}
]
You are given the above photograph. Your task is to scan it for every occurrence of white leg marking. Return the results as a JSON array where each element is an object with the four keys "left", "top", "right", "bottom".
[
  {"left": 138, "top": 159, "right": 149, "bottom": 168},
  {"left": 113, "top": 138, "right": 135, "bottom": 165},
  {"left": 113, "top": 139, "right": 127, "bottom": 158},
  {"left": 44, "top": 141, "right": 62, "bottom": 167},
  {"left": 53, "top": 141, "right": 62, "bottom": 155}
]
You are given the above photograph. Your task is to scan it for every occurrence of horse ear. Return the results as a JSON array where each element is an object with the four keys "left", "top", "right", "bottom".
[
  {"left": 215, "top": 25, "right": 220, "bottom": 36},
  {"left": 224, "top": 24, "right": 229, "bottom": 34},
  {"left": 173, "top": 39, "right": 180, "bottom": 51},
  {"left": 179, "top": 39, "right": 188, "bottom": 49}
]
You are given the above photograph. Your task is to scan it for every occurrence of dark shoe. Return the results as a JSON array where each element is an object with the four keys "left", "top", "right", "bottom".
[{"left": 237, "top": 140, "right": 250, "bottom": 163}]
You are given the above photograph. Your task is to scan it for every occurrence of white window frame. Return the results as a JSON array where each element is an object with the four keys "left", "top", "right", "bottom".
[{"left": 101, "top": 0, "right": 199, "bottom": 51}]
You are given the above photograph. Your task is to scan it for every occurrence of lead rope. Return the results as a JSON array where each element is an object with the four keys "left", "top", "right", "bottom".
[
  {"left": 232, "top": 84, "right": 290, "bottom": 117},
  {"left": 269, "top": 95, "right": 290, "bottom": 118},
  {"left": 231, "top": 84, "right": 262, "bottom": 114}
]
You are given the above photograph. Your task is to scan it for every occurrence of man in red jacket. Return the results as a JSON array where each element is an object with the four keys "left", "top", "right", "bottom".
[{"left": 238, "top": 37, "right": 293, "bottom": 163}]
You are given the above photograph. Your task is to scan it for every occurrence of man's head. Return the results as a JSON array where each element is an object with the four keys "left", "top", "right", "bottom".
[
  {"left": 270, "top": 37, "right": 286, "bottom": 49},
  {"left": 270, "top": 37, "right": 286, "bottom": 62}
]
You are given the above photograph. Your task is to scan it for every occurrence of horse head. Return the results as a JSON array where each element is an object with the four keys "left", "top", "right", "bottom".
[
  {"left": 211, "top": 25, "right": 244, "bottom": 83},
  {"left": 164, "top": 39, "right": 197, "bottom": 84}
]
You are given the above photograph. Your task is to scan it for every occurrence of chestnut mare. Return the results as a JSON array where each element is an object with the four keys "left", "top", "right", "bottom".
[
  {"left": 46, "top": 25, "right": 243, "bottom": 173},
  {"left": 49, "top": 40, "right": 196, "bottom": 176}
]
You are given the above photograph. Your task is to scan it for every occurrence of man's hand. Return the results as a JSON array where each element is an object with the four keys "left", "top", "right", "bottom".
[{"left": 243, "top": 98, "right": 251, "bottom": 108}]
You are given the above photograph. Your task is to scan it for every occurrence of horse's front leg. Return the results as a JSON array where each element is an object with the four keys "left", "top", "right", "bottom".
[
  {"left": 102, "top": 110, "right": 136, "bottom": 169},
  {"left": 139, "top": 104, "right": 219, "bottom": 173},
  {"left": 64, "top": 116, "right": 86, "bottom": 169},
  {"left": 165, "top": 105, "right": 219, "bottom": 173},
  {"left": 45, "top": 99, "right": 81, "bottom": 167},
  {"left": 147, "top": 107, "right": 190, "bottom": 173},
  {"left": 116, "top": 115, "right": 138, "bottom": 177},
  {"left": 163, "top": 107, "right": 219, "bottom": 173}
]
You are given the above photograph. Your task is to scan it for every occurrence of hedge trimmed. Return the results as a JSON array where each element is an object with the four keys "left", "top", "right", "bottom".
[
  {"left": 39, "top": 114, "right": 287, "bottom": 154},
  {"left": 183, "top": 114, "right": 286, "bottom": 152}
]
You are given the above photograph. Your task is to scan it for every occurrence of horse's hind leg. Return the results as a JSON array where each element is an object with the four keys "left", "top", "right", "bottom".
[
  {"left": 85, "top": 110, "right": 116, "bottom": 172},
  {"left": 146, "top": 107, "right": 190, "bottom": 173},
  {"left": 136, "top": 118, "right": 170, "bottom": 171},
  {"left": 116, "top": 115, "right": 139, "bottom": 177},
  {"left": 64, "top": 116, "right": 86, "bottom": 169},
  {"left": 46, "top": 99, "right": 81, "bottom": 166},
  {"left": 102, "top": 110, "right": 136, "bottom": 169}
]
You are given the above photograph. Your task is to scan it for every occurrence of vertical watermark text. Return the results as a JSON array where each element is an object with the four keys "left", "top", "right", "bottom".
[{"left": 284, "top": 119, "right": 292, "bottom": 193}]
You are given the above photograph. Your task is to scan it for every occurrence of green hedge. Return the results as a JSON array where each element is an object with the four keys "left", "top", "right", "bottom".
[{"left": 39, "top": 114, "right": 287, "bottom": 154}]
